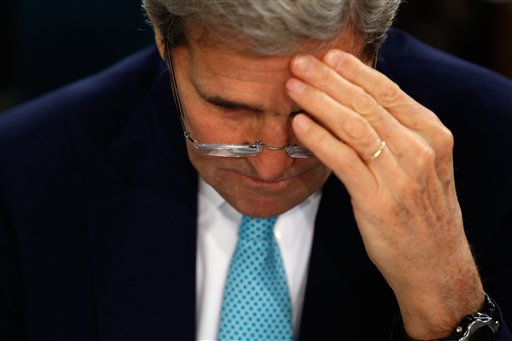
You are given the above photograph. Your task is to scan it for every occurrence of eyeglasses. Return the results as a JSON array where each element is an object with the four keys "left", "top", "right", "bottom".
[{"left": 164, "top": 40, "right": 315, "bottom": 159}]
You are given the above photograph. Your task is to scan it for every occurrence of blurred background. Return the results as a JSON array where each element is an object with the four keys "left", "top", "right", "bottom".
[{"left": 0, "top": 0, "right": 511, "bottom": 112}]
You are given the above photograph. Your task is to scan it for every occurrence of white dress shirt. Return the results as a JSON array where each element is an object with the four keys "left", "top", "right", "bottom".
[{"left": 196, "top": 178, "right": 322, "bottom": 341}]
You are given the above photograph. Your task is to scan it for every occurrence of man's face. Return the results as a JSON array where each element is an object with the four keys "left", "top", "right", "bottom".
[{"left": 166, "top": 32, "right": 364, "bottom": 217}]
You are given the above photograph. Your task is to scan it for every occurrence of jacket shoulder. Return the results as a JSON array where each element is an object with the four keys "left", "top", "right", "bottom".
[
  {"left": 0, "top": 46, "right": 164, "bottom": 150},
  {"left": 0, "top": 46, "right": 168, "bottom": 204},
  {"left": 380, "top": 28, "right": 512, "bottom": 115}
]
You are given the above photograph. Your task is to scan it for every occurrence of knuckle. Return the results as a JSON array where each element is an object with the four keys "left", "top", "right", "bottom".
[
  {"left": 309, "top": 56, "right": 342, "bottom": 88},
  {"left": 342, "top": 54, "right": 363, "bottom": 78},
  {"left": 412, "top": 143, "right": 436, "bottom": 171},
  {"left": 419, "top": 144, "right": 436, "bottom": 162},
  {"left": 343, "top": 115, "right": 372, "bottom": 141},
  {"left": 353, "top": 92, "right": 376, "bottom": 115},
  {"left": 423, "top": 108, "right": 439, "bottom": 120},
  {"left": 308, "top": 87, "right": 329, "bottom": 105},
  {"left": 376, "top": 79, "right": 401, "bottom": 105},
  {"left": 407, "top": 107, "right": 430, "bottom": 130},
  {"left": 317, "top": 69, "right": 339, "bottom": 90},
  {"left": 439, "top": 126, "right": 455, "bottom": 151},
  {"left": 432, "top": 127, "right": 455, "bottom": 164}
]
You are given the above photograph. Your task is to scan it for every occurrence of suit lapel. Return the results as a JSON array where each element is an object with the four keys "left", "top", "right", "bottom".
[
  {"left": 76, "top": 61, "right": 200, "bottom": 340},
  {"left": 86, "top": 187, "right": 197, "bottom": 340}
]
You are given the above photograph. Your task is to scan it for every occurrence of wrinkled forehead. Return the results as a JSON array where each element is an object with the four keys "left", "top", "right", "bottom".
[
  {"left": 169, "top": 24, "right": 369, "bottom": 116},
  {"left": 182, "top": 21, "right": 365, "bottom": 61}
]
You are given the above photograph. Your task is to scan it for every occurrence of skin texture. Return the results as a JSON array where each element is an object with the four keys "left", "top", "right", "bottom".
[
  {"left": 155, "top": 29, "right": 485, "bottom": 339},
  {"left": 287, "top": 51, "right": 484, "bottom": 339},
  {"left": 158, "top": 30, "right": 363, "bottom": 218}
]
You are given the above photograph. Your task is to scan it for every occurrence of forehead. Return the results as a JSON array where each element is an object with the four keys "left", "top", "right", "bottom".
[
  {"left": 172, "top": 29, "right": 365, "bottom": 113},
  {"left": 188, "top": 47, "right": 292, "bottom": 85},
  {"left": 182, "top": 27, "right": 363, "bottom": 79},
  {"left": 186, "top": 24, "right": 362, "bottom": 57}
]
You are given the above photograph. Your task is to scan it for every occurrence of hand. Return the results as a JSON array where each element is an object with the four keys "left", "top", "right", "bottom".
[{"left": 286, "top": 50, "right": 485, "bottom": 339}]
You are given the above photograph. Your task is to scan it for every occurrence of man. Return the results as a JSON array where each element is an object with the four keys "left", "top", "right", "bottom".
[{"left": 0, "top": 0, "right": 511, "bottom": 340}]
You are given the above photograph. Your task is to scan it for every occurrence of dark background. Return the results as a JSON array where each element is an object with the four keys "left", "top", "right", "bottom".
[{"left": 1, "top": 0, "right": 511, "bottom": 112}]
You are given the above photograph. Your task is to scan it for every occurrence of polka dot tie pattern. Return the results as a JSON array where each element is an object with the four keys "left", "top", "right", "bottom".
[{"left": 218, "top": 216, "right": 293, "bottom": 341}]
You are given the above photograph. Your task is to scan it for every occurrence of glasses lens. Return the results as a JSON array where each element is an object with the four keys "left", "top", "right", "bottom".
[
  {"left": 193, "top": 143, "right": 314, "bottom": 158},
  {"left": 193, "top": 143, "right": 263, "bottom": 157},
  {"left": 285, "top": 145, "right": 315, "bottom": 159}
]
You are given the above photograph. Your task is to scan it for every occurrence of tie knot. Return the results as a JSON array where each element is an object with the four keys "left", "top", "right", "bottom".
[{"left": 239, "top": 216, "right": 277, "bottom": 241}]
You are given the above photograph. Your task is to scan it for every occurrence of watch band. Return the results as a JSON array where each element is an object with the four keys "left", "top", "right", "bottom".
[
  {"left": 444, "top": 293, "right": 500, "bottom": 341},
  {"left": 393, "top": 293, "right": 501, "bottom": 341}
]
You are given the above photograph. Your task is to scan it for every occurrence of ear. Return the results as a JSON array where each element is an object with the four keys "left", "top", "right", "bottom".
[{"left": 154, "top": 28, "right": 166, "bottom": 60}]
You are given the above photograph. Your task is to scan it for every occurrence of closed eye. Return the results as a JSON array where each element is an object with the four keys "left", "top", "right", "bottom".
[
  {"left": 208, "top": 99, "right": 263, "bottom": 115},
  {"left": 192, "top": 81, "right": 265, "bottom": 115}
]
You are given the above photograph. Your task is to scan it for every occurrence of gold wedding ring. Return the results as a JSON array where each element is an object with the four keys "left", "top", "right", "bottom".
[{"left": 370, "top": 140, "right": 386, "bottom": 161}]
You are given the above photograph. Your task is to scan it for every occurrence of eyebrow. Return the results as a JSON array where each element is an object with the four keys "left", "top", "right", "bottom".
[
  {"left": 191, "top": 79, "right": 266, "bottom": 113},
  {"left": 190, "top": 78, "right": 307, "bottom": 117}
]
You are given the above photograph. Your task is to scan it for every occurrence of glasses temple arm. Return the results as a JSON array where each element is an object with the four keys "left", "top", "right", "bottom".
[{"left": 164, "top": 39, "right": 197, "bottom": 144}]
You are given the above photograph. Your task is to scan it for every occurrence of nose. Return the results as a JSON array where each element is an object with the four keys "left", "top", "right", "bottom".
[
  {"left": 247, "top": 119, "right": 294, "bottom": 181},
  {"left": 248, "top": 148, "right": 294, "bottom": 181}
]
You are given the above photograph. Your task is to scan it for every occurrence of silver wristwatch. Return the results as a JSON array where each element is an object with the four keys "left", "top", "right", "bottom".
[{"left": 446, "top": 293, "right": 500, "bottom": 341}]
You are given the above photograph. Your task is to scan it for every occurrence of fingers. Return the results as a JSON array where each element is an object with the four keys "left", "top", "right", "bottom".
[
  {"left": 322, "top": 50, "right": 455, "bottom": 163},
  {"left": 287, "top": 51, "right": 454, "bottom": 179},
  {"left": 287, "top": 52, "right": 477, "bottom": 330},
  {"left": 291, "top": 54, "right": 405, "bottom": 144},
  {"left": 323, "top": 50, "right": 437, "bottom": 129},
  {"left": 291, "top": 113, "right": 376, "bottom": 199},
  {"left": 286, "top": 77, "right": 384, "bottom": 161},
  {"left": 285, "top": 56, "right": 414, "bottom": 177}
]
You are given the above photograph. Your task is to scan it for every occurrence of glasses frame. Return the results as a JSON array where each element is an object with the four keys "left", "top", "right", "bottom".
[{"left": 163, "top": 39, "right": 315, "bottom": 159}]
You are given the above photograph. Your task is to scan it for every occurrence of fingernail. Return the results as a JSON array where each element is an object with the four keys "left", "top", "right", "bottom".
[
  {"left": 293, "top": 55, "right": 313, "bottom": 73},
  {"left": 293, "top": 114, "right": 311, "bottom": 131},
  {"left": 324, "top": 50, "right": 344, "bottom": 69},
  {"left": 286, "top": 78, "right": 306, "bottom": 93}
]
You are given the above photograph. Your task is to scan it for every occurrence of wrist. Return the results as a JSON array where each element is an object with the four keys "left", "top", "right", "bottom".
[
  {"left": 396, "top": 265, "right": 484, "bottom": 339},
  {"left": 394, "top": 293, "right": 501, "bottom": 341},
  {"left": 398, "top": 289, "right": 485, "bottom": 339}
]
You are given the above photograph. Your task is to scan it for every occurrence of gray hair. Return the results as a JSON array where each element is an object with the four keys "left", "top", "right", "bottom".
[{"left": 142, "top": 0, "right": 402, "bottom": 60}]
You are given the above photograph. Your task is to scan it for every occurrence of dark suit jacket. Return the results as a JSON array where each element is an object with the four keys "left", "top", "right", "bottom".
[{"left": 1, "top": 29, "right": 511, "bottom": 340}]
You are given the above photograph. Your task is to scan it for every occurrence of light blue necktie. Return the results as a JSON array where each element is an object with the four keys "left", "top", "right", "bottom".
[{"left": 218, "top": 216, "right": 293, "bottom": 341}]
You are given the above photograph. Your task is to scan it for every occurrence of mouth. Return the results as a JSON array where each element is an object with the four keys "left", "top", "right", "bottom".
[
  {"left": 244, "top": 175, "right": 292, "bottom": 189},
  {"left": 219, "top": 162, "right": 325, "bottom": 194}
]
